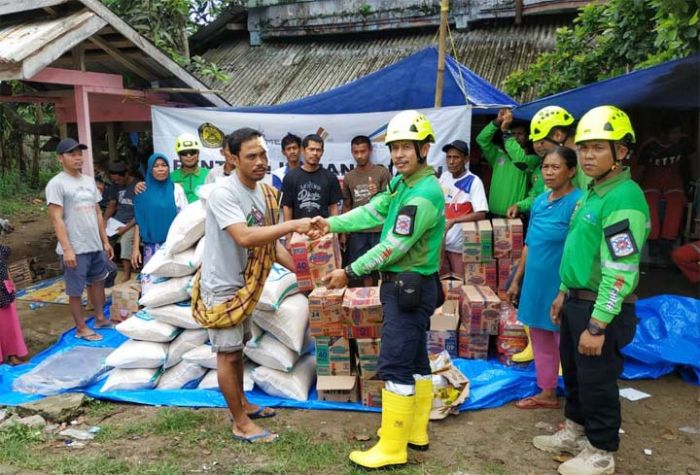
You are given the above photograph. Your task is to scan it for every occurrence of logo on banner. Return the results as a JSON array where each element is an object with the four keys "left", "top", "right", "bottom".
[{"left": 198, "top": 122, "right": 225, "bottom": 148}]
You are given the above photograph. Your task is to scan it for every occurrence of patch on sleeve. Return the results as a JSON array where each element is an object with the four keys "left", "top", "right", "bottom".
[
  {"left": 604, "top": 219, "right": 638, "bottom": 260},
  {"left": 393, "top": 205, "right": 417, "bottom": 237}
]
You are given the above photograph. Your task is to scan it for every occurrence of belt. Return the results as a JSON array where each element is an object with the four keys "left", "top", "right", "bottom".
[
  {"left": 568, "top": 288, "right": 638, "bottom": 304},
  {"left": 379, "top": 271, "right": 399, "bottom": 283}
]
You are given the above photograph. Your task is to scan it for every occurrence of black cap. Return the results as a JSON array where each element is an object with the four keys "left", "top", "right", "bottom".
[
  {"left": 108, "top": 162, "right": 127, "bottom": 173},
  {"left": 56, "top": 138, "right": 88, "bottom": 154},
  {"left": 442, "top": 139, "right": 470, "bottom": 156}
]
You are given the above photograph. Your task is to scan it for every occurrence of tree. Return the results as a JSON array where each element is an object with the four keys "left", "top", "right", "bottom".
[{"left": 504, "top": 0, "right": 699, "bottom": 100}]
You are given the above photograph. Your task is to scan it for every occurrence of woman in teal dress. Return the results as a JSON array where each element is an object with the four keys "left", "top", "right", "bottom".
[{"left": 507, "top": 146, "right": 582, "bottom": 409}]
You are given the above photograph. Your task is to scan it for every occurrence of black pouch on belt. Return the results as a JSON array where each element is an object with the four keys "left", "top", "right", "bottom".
[{"left": 395, "top": 272, "right": 423, "bottom": 311}]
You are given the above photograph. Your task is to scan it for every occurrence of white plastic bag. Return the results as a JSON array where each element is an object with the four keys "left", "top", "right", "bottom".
[
  {"left": 243, "top": 333, "right": 300, "bottom": 372},
  {"left": 101, "top": 368, "right": 162, "bottom": 392},
  {"left": 252, "top": 355, "right": 316, "bottom": 401},
  {"left": 115, "top": 310, "right": 181, "bottom": 342},
  {"left": 105, "top": 340, "right": 169, "bottom": 369},
  {"left": 163, "top": 200, "right": 206, "bottom": 255},
  {"left": 182, "top": 344, "right": 217, "bottom": 369},
  {"left": 142, "top": 238, "right": 204, "bottom": 277},
  {"left": 198, "top": 363, "right": 255, "bottom": 392},
  {"left": 253, "top": 293, "right": 309, "bottom": 353},
  {"left": 164, "top": 329, "right": 209, "bottom": 368},
  {"left": 138, "top": 276, "right": 192, "bottom": 308},
  {"left": 148, "top": 301, "right": 200, "bottom": 329},
  {"left": 256, "top": 263, "right": 299, "bottom": 311},
  {"left": 156, "top": 360, "right": 207, "bottom": 390}
]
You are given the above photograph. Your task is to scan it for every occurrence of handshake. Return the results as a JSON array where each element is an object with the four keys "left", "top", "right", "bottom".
[{"left": 289, "top": 216, "right": 331, "bottom": 240}]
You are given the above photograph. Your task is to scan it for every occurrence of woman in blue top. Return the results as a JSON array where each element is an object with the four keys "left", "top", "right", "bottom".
[{"left": 507, "top": 146, "right": 582, "bottom": 409}]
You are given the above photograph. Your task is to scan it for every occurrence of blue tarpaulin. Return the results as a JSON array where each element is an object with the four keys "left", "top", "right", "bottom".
[
  {"left": 514, "top": 54, "right": 700, "bottom": 120},
  {"left": 223, "top": 47, "right": 516, "bottom": 115},
  {"left": 0, "top": 295, "right": 697, "bottom": 410}
]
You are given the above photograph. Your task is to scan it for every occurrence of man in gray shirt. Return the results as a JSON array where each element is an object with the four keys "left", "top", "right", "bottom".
[
  {"left": 198, "top": 128, "right": 311, "bottom": 444},
  {"left": 46, "top": 138, "right": 114, "bottom": 341}
]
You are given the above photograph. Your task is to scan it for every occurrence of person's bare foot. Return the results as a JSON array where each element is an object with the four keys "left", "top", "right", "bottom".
[
  {"left": 75, "top": 329, "right": 103, "bottom": 341},
  {"left": 231, "top": 419, "right": 278, "bottom": 443},
  {"left": 94, "top": 318, "right": 114, "bottom": 328},
  {"left": 7, "top": 355, "right": 25, "bottom": 366}
]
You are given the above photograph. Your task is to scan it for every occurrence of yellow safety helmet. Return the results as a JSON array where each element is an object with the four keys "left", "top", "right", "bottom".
[
  {"left": 575, "top": 105, "right": 636, "bottom": 144},
  {"left": 175, "top": 133, "right": 201, "bottom": 153},
  {"left": 529, "top": 106, "right": 574, "bottom": 142},
  {"left": 385, "top": 110, "right": 435, "bottom": 145}
]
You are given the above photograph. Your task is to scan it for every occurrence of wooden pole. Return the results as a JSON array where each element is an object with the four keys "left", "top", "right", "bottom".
[{"left": 434, "top": 0, "right": 449, "bottom": 108}]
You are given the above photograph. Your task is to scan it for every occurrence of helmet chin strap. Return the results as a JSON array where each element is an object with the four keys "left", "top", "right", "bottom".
[
  {"left": 413, "top": 142, "right": 427, "bottom": 163},
  {"left": 594, "top": 140, "right": 621, "bottom": 181}
]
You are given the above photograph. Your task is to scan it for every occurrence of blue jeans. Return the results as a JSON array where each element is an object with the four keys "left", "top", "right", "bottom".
[{"left": 377, "top": 274, "right": 438, "bottom": 385}]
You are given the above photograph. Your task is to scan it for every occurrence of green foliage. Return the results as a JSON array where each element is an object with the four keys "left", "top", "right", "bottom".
[{"left": 504, "top": 0, "right": 700, "bottom": 100}]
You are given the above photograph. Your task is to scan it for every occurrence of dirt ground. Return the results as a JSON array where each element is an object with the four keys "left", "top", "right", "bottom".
[{"left": 1, "top": 216, "right": 699, "bottom": 474}]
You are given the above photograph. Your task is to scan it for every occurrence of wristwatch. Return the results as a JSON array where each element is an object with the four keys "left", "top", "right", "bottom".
[
  {"left": 587, "top": 320, "right": 606, "bottom": 336},
  {"left": 344, "top": 265, "right": 358, "bottom": 280}
]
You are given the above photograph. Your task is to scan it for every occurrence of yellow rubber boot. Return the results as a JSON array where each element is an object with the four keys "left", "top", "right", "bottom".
[
  {"left": 512, "top": 325, "right": 534, "bottom": 363},
  {"left": 407, "top": 378, "right": 433, "bottom": 451},
  {"left": 349, "top": 390, "right": 415, "bottom": 469}
]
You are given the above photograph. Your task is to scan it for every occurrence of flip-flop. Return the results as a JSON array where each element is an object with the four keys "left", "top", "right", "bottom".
[
  {"left": 515, "top": 396, "right": 560, "bottom": 410},
  {"left": 94, "top": 321, "right": 115, "bottom": 329},
  {"left": 231, "top": 429, "right": 278, "bottom": 444},
  {"left": 248, "top": 406, "right": 276, "bottom": 419},
  {"left": 76, "top": 332, "right": 103, "bottom": 342}
]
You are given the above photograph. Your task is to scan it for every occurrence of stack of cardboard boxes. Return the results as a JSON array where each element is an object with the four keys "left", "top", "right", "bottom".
[
  {"left": 427, "top": 300, "right": 460, "bottom": 359},
  {"left": 459, "top": 285, "right": 499, "bottom": 359},
  {"left": 491, "top": 218, "right": 524, "bottom": 298},
  {"left": 310, "top": 286, "right": 384, "bottom": 406},
  {"left": 462, "top": 220, "right": 497, "bottom": 290}
]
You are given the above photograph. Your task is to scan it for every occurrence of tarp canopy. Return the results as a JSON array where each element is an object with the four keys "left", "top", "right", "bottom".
[
  {"left": 514, "top": 54, "right": 700, "bottom": 120},
  {"left": 226, "top": 47, "right": 516, "bottom": 115}
]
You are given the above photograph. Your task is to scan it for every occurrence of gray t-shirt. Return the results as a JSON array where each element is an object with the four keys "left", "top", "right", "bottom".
[
  {"left": 45, "top": 172, "right": 103, "bottom": 255},
  {"left": 200, "top": 173, "right": 267, "bottom": 297}
]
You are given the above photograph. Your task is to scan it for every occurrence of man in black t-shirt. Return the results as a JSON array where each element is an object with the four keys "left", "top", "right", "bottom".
[{"left": 281, "top": 134, "right": 342, "bottom": 232}]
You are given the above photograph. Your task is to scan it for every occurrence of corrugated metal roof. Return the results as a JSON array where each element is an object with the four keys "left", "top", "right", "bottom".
[{"left": 202, "top": 22, "right": 559, "bottom": 105}]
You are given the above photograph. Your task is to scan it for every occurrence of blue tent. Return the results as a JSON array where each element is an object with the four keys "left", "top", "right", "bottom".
[
  {"left": 231, "top": 47, "right": 516, "bottom": 114},
  {"left": 514, "top": 54, "right": 700, "bottom": 120}
]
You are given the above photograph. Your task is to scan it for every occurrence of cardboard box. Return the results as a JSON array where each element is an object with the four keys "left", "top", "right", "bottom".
[
  {"left": 316, "top": 375, "right": 359, "bottom": 403},
  {"left": 309, "top": 323, "right": 347, "bottom": 338},
  {"left": 440, "top": 277, "right": 465, "bottom": 306},
  {"left": 289, "top": 233, "right": 342, "bottom": 292},
  {"left": 497, "top": 258, "right": 518, "bottom": 293},
  {"left": 426, "top": 330, "right": 458, "bottom": 359},
  {"left": 461, "top": 220, "right": 493, "bottom": 263},
  {"left": 355, "top": 338, "right": 381, "bottom": 380},
  {"left": 343, "top": 287, "right": 382, "bottom": 325},
  {"left": 509, "top": 218, "right": 524, "bottom": 259},
  {"left": 492, "top": 218, "right": 524, "bottom": 259},
  {"left": 347, "top": 324, "right": 382, "bottom": 339},
  {"left": 360, "top": 379, "right": 384, "bottom": 407},
  {"left": 308, "top": 286, "right": 346, "bottom": 326},
  {"left": 463, "top": 260, "right": 497, "bottom": 290},
  {"left": 110, "top": 279, "right": 141, "bottom": 320},
  {"left": 457, "top": 324, "right": 489, "bottom": 359},
  {"left": 461, "top": 285, "right": 501, "bottom": 335},
  {"left": 314, "top": 336, "right": 354, "bottom": 376},
  {"left": 430, "top": 300, "right": 460, "bottom": 331}
]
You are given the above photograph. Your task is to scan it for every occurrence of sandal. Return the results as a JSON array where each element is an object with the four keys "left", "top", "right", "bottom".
[
  {"left": 515, "top": 396, "right": 560, "bottom": 409},
  {"left": 231, "top": 429, "right": 278, "bottom": 444}
]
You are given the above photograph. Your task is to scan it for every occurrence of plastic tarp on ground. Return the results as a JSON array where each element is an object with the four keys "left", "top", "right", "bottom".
[
  {"left": 225, "top": 47, "right": 516, "bottom": 115},
  {"left": 514, "top": 54, "right": 700, "bottom": 120},
  {"left": 0, "top": 295, "right": 697, "bottom": 410}
]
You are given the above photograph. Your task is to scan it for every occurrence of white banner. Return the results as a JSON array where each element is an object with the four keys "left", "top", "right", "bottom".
[{"left": 151, "top": 105, "right": 471, "bottom": 179}]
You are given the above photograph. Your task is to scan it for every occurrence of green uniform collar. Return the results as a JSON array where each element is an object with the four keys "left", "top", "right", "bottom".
[
  {"left": 590, "top": 167, "right": 630, "bottom": 197},
  {"left": 402, "top": 166, "right": 435, "bottom": 187},
  {"left": 174, "top": 167, "right": 201, "bottom": 177}
]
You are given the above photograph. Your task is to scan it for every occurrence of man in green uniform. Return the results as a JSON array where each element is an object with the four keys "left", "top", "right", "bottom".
[
  {"left": 311, "top": 110, "right": 445, "bottom": 469},
  {"left": 476, "top": 108, "right": 539, "bottom": 216},
  {"left": 171, "top": 133, "right": 209, "bottom": 203},
  {"left": 534, "top": 106, "right": 650, "bottom": 475}
]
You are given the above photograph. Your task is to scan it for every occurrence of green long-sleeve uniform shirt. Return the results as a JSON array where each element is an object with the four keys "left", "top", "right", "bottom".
[
  {"left": 327, "top": 166, "right": 445, "bottom": 277},
  {"left": 559, "top": 168, "right": 650, "bottom": 323},
  {"left": 476, "top": 122, "right": 539, "bottom": 216}
]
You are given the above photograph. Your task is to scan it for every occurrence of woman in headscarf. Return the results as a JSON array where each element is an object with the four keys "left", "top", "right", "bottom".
[{"left": 131, "top": 153, "right": 187, "bottom": 270}]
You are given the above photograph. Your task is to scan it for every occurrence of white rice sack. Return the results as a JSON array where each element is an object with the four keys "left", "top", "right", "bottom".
[
  {"left": 148, "top": 301, "right": 200, "bottom": 329},
  {"left": 198, "top": 363, "right": 255, "bottom": 391},
  {"left": 252, "top": 355, "right": 316, "bottom": 401},
  {"left": 105, "top": 340, "right": 168, "bottom": 369},
  {"left": 246, "top": 322, "right": 264, "bottom": 348},
  {"left": 253, "top": 293, "right": 309, "bottom": 353},
  {"left": 196, "top": 183, "right": 215, "bottom": 203},
  {"left": 164, "top": 329, "right": 209, "bottom": 369},
  {"left": 182, "top": 344, "right": 217, "bottom": 369},
  {"left": 164, "top": 200, "right": 206, "bottom": 255},
  {"left": 156, "top": 360, "right": 206, "bottom": 390},
  {"left": 138, "top": 276, "right": 192, "bottom": 308},
  {"left": 142, "top": 239, "right": 203, "bottom": 278},
  {"left": 256, "top": 264, "right": 299, "bottom": 311},
  {"left": 244, "top": 333, "right": 300, "bottom": 372},
  {"left": 101, "top": 368, "right": 162, "bottom": 392},
  {"left": 115, "top": 310, "right": 181, "bottom": 342}
]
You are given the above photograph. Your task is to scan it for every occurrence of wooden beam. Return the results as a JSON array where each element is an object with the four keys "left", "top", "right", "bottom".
[
  {"left": 0, "top": 95, "right": 63, "bottom": 104},
  {"left": 88, "top": 35, "right": 156, "bottom": 81},
  {"left": 29, "top": 67, "right": 123, "bottom": 88},
  {"left": 72, "top": 44, "right": 86, "bottom": 71},
  {"left": 0, "top": 0, "right": 67, "bottom": 16},
  {"left": 21, "top": 13, "right": 107, "bottom": 79},
  {"left": 78, "top": 0, "right": 230, "bottom": 107},
  {"left": 74, "top": 85, "right": 94, "bottom": 176},
  {"left": 226, "top": 23, "right": 247, "bottom": 31}
]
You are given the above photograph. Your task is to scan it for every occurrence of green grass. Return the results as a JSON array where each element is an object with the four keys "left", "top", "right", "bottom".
[{"left": 152, "top": 407, "right": 212, "bottom": 435}]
